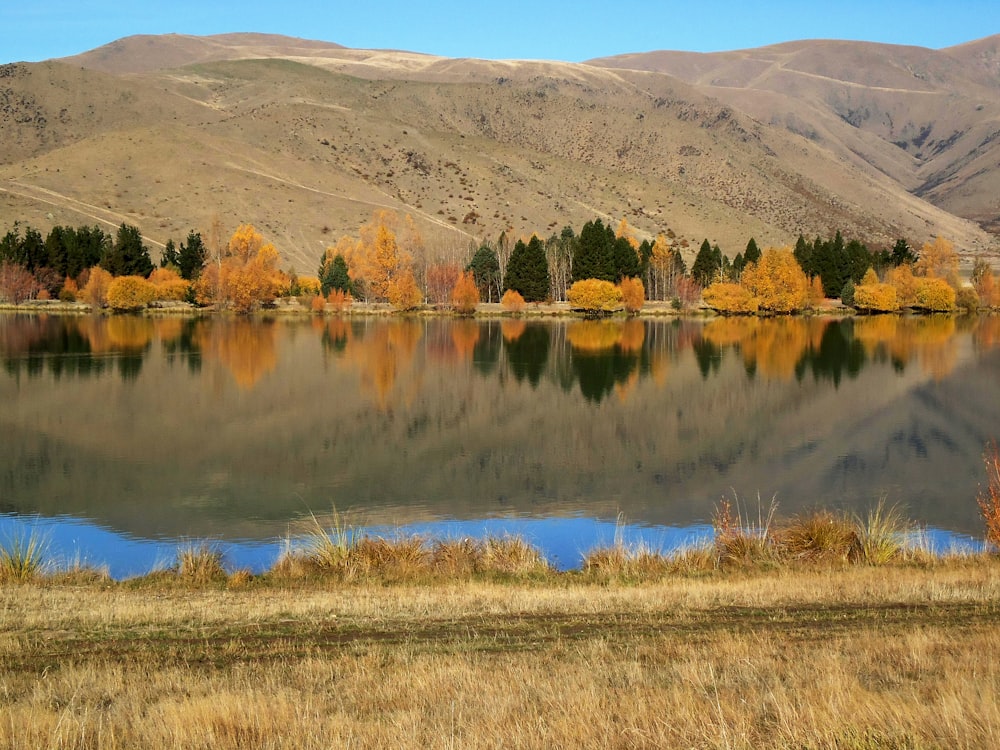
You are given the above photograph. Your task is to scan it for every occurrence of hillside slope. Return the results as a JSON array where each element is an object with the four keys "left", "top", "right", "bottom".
[{"left": 0, "top": 33, "right": 995, "bottom": 272}]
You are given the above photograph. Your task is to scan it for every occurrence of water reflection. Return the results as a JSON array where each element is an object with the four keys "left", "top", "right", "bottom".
[{"left": 1, "top": 312, "right": 999, "bottom": 560}]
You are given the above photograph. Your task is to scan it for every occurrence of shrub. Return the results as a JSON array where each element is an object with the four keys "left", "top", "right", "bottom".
[
  {"left": 81, "top": 266, "right": 113, "bottom": 308},
  {"left": 778, "top": 511, "right": 858, "bottom": 563},
  {"left": 702, "top": 282, "right": 758, "bottom": 314},
  {"left": 840, "top": 280, "right": 856, "bottom": 307},
  {"left": 740, "top": 247, "right": 809, "bottom": 313},
  {"left": 106, "top": 275, "right": 156, "bottom": 311},
  {"left": 618, "top": 276, "right": 645, "bottom": 314},
  {"left": 327, "top": 289, "right": 352, "bottom": 312},
  {"left": 310, "top": 294, "right": 326, "bottom": 313},
  {"left": 914, "top": 277, "right": 956, "bottom": 312},
  {"left": 956, "top": 286, "right": 980, "bottom": 314},
  {"left": 501, "top": 289, "right": 526, "bottom": 313},
  {"left": 566, "top": 278, "right": 624, "bottom": 313},
  {"left": 148, "top": 267, "right": 191, "bottom": 302},
  {"left": 854, "top": 281, "right": 899, "bottom": 313},
  {"left": 853, "top": 500, "right": 906, "bottom": 565}
]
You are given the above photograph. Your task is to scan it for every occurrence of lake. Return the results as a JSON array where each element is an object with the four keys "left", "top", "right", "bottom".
[{"left": 2, "top": 312, "right": 997, "bottom": 576}]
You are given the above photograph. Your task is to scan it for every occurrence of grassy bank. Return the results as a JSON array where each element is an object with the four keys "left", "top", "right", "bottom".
[{"left": 2, "top": 562, "right": 999, "bottom": 749}]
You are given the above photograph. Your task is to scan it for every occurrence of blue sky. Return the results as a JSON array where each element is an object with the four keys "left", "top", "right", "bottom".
[{"left": 3, "top": 0, "right": 998, "bottom": 65}]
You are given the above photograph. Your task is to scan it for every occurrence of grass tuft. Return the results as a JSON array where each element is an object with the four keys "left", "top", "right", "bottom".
[
  {"left": 778, "top": 509, "right": 859, "bottom": 563},
  {"left": 0, "top": 528, "right": 47, "bottom": 583},
  {"left": 713, "top": 493, "right": 781, "bottom": 568},
  {"left": 176, "top": 541, "right": 227, "bottom": 583},
  {"left": 853, "top": 499, "right": 908, "bottom": 565}
]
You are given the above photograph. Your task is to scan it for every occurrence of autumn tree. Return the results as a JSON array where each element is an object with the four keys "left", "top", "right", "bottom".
[
  {"left": 887, "top": 263, "right": 918, "bottom": 307},
  {"left": 147, "top": 267, "right": 190, "bottom": 301},
  {"left": 194, "top": 224, "right": 284, "bottom": 313},
  {"left": 740, "top": 247, "right": 809, "bottom": 313},
  {"left": 426, "top": 263, "right": 461, "bottom": 305},
  {"left": 501, "top": 289, "right": 526, "bottom": 313},
  {"left": 915, "top": 236, "right": 960, "bottom": 289},
  {"left": 0, "top": 261, "right": 40, "bottom": 303},
  {"left": 914, "top": 277, "right": 956, "bottom": 312},
  {"left": 450, "top": 271, "right": 480, "bottom": 315},
  {"left": 619, "top": 276, "right": 645, "bottom": 314},
  {"left": 388, "top": 268, "right": 422, "bottom": 311},
  {"left": 81, "top": 266, "right": 113, "bottom": 308}
]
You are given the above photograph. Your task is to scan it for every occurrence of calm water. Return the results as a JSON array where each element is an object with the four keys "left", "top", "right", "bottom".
[{"left": 2, "top": 312, "right": 997, "bottom": 575}]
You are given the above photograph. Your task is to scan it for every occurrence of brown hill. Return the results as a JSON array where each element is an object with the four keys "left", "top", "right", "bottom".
[
  {"left": 589, "top": 36, "right": 1000, "bottom": 235},
  {"left": 0, "top": 33, "right": 995, "bottom": 273}
]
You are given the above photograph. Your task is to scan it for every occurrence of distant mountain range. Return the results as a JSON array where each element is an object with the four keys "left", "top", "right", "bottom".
[{"left": 1, "top": 32, "right": 997, "bottom": 272}]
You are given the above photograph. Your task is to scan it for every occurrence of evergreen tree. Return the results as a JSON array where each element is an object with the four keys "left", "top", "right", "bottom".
[
  {"left": 744, "top": 237, "right": 761, "bottom": 265},
  {"left": 845, "top": 238, "right": 871, "bottom": 284},
  {"left": 102, "top": 223, "right": 153, "bottom": 277},
  {"left": 692, "top": 239, "right": 719, "bottom": 287},
  {"left": 466, "top": 243, "right": 501, "bottom": 302},
  {"left": 178, "top": 231, "right": 207, "bottom": 281},
  {"left": 637, "top": 238, "right": 653, "bottom": 283},
  {"left": 504, "top": 236, "right": 549, "bottom": 302},
  {"left": 890, "top": 238, "right": 917, "bottom": 267},
  {"left": 20, "top": 227, "right": 45, "bottom": 272},
  {"left": 160, "top": 239, "right": 180, "bottom": 269},
  {"left": 320, "top": 253, "right": 352, "bottom": 296},
  {"left": 44, "top": 226, "right": 69, "bottom": 278},
  {"left": 794, "top": 234, "right": 813, "bottom": 276},
  {"left": 572, "top": 219, "right": 614, "bottom": 282},
  {"left": 612, "top": 235, "right": 640, "bottom": 281},
  {"left": 731, "top": 252, "right": 745, "bottom": 280}
]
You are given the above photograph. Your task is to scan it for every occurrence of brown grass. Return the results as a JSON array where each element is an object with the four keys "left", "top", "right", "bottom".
[{"left": 2, "top": 563, "right": 1000, "bottom": 748}]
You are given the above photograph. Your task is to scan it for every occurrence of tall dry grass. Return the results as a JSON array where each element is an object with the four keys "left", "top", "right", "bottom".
[
  {"left": 979, "top": 441, "right": 1000, "bottom": 550},
  {"left": 0, "top": 528, "right": 47, "bottom": 583}
]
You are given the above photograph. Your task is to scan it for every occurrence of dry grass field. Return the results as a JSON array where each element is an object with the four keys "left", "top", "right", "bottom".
[{"left": 2, "top": 561, "right": 999, "bottom": 749}]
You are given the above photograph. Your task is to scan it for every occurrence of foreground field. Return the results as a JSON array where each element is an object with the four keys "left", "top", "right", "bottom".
[{"left": 2, "top": 562, "right": 999, "bottom": 749}]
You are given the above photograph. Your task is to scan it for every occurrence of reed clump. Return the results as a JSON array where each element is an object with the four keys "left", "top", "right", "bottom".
[
  {"left": 979, "top": 441, "right": 1000, "bottom": 550},
  {"left": 0, "top": 529, "right": 47, "bottom": 583},
  {"left": 175, "top": 542, "right": 227, "bottom": 584}
]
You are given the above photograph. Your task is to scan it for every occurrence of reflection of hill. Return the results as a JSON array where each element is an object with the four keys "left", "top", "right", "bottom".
[{"left": 1, "top": 316, "right": 997, "bottom": 542}]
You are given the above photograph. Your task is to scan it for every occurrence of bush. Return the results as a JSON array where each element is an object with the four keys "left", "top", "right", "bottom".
[
  {"left": 106, "top": 275, "right": 156, "bottom": 311},
  {"left": 387, "top": 269, "right": 422, "bottom": 311},
  {"left": 854, "top": 281, "right": 899, "bottom": 313},
  {"left": 840, "top": 280, "right": 856, "bottom": 307},
  {"left": 566, "top": 278, "right": 624, "bottom": 313},
  {"left": 956, "top": 286, "right": 980, "bottom": 314},
  {"left": 501, "top": 289, "right": 526, "bottom": 313},
  {"left": 327, "top": 289, "right": 352, "bottom": 312},
  {"left": 310, "top": 294, "right": 326, "bottom": 313},
  {"left": 81, "top": 266, "right": 113, "bottom": 308},
  {"left": 702, "top": 282, "right": 758, "bottom": 314},
  {"left": 914, "top": 277, "right": 956, "bottom": 312}
]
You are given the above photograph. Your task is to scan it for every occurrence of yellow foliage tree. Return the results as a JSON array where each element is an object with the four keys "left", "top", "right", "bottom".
[
  {"left": 567, "top": 279, "right": 624, "bottom": 313},
  {"left": 807, "top": 276, "right": 825, "bottom": 307},
  {"left": 915, "top": 236, "right": 959, "bottom": 288},
  {"left": 886, "top": 264, "right": 918, "bottom": 307},
  {"left": 702, "top": 282, "right": 759, "bottom": 314},
  {"left": 975, "top": 267, "right": 1000, "bottom": 309},
  {"left": 648, "top": 233, "right": 678, "bottom": 301},
  {"left": 106, "top": 275, "right": 156, "bottom": 311},
  {"left": 388, "top": 268, "right": 422, "bottom": 311},
  {"left": 739, "top": 247, "right": 808, "bottom": 313},
  {"left": 615, "top": 218, "right": 639, "bottom": 249},
  {"left": 148, "top": 267, "right": 190, "bottom": 302},
  {"left": 450, "top": 271, "right": 480, "bottom": 315},
  {"left": 618, "top": 276, "right": 645, "bottom": 314}
]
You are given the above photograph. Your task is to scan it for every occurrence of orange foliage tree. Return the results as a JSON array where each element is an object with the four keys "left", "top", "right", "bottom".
[
  {"left": 567, "top": 279, "right": 624, "bottom": 314},
  {"left": 338, "top": 210, "right": 419, "bottom": 302},
  {"left": 194, "top": 224, "right": 284, "bottom": 313},
  {"left": 81, "top": 266, "right": 114, "bottom": 308},
  {"left": 106, "top": 276, "right": 156, "bottom": 312},
  {"left": 147, "top": 267, "right": 190, "bottom": 302},
  {"left": 450, "top": 271, "right": 480, "bottom": 315},
  {"left": 886, "top": 264, "right": 918, "bottom": 307},
  {"left": 618, "top": 276, "right": 645, "bottom": 314}
]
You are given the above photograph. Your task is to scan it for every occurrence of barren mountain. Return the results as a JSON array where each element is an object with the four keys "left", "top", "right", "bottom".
[
  {"left": 589, "top": 36, "right": 1000, "bottom": 235},
  {"left": 0, "top": 33, "right": 996, "bottom": 273}
]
